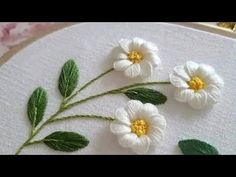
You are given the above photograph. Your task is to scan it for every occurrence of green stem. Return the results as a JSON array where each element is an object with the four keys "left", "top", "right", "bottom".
[
  {"left": 64, "top": 68, "right": 114, "bottom": 104},
  {"left": 15, "top": 80, "right": 170, "bottom": 155},
  {"left": 49, "top": 114, "right": 115, "bottom": 124},
  {"left": 26, "top": 139, "right": 44, "bottom": 146},
  {"left": 64, "top": 81, "right": 171, "bottom": 111},
  {"left": 15, "top": 109, "right": 63, "bottom": 155}
]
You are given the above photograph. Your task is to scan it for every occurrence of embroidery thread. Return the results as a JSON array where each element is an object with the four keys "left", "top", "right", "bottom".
[
  {"left": 169, "top": 61, "right": 224, "bottom": 109},
  {"left": 114, "top": 37, "right": 162, "bottom": 78},
  {"left": 15, "top": 58, "right": 170, "bottom": 154},
  {"left": 178, "top": 139, "right": 219, "bottom": 155},
  {"left": 110, "top": 100, "right": 166, "bottom": 154},
  {"left": 14, "top": 38, "right": 224, "bottom": 155}
]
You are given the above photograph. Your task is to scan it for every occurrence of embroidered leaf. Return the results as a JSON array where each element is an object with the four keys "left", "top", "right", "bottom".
[
  {"left": 178, "top": 139, "right": 219, "bottom": 155},
  {"left": 27, "top": 87, "right": 47, "bottom": 128},
  {"left": 58, "top": 59, "right": 79, "bottom": 98},
  {"left": 44, "top": 131, "right": 89, "bottom": 152},
  {"left": 124, "top": 87, "right": 167, "bottom": 105}
]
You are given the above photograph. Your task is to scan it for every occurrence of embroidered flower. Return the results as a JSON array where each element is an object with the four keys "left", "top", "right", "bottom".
[
  {"left": 169, "top": 61, "right": 224, "bottom": 109},
  {"left": 113, "top": 37, "right": 162, "bottom": 78},
  {"left": 110, "top": 100, "right": 166, "bottom": 154}
]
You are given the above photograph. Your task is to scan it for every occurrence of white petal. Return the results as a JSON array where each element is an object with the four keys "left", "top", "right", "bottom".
[
  {"left": 119, "top": 39, "right": 132, "bottom": 53},
  {"left": 131, "top": 136, "right": 151, "bottom": 154},
  {"left": 173, "top": 65, "right": 190, "bottom": 81},
  {"left": 188, "top": 90, "right": 207, "bottom": 109},
  {"left": 205, "top": 84, "right": 221, "bottom": 104},
  {"left": 113, "top": 60, "right": 132, "bottom": 71},
  {"left": 115, "top": 108, "right": 131, "bottom": 126},
  {"left": 139, "top": 61, "right": 153, "bottom": 78},
  {"left": 197, "top": 64, "right": 215, "bottom": 78},
  {"left": 174, "top": 88, "right": 194, "bottom": 103},
  {"left": 118, "top": 133, "right": 138, "bottom": 148},
  {"left": 169, "top": 73, "right": 189, "bottom": 88},
  {"left": 144, "top": 52, "right": 162, "bottom": 67},
  {"left": 125, "top": 100, "right": 143, "bottom": 120},
  {"left": 205, "top": 74, "right": 224, "bottom": 89},
  {"left": 148, "top": 126, "right": 165, "bottom": 145},
  {"left": 131, "top": 37, "right": 145, "bottom": 50},
  {"left": 149, "top": 114, "right": 166, "bottom": 131},
  {"left": 124, "top": 64, "right": 141, "bottom": 78},
  {"left": 141, "top": 42, "right": 158, "bottom": 53},
  {"left": 138, "top": 103, "right": 159, "bottom": 118},
  {"left": 110, "top": 121, "right": 131, "bottom": 134},
  {"left": 116, "top": 53, "right": 128, "bottom": 60},
  {"left": 185, "top": 61, "right": 199, "bottom": 76}
]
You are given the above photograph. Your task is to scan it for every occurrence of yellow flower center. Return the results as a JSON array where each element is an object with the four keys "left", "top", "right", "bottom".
[
  {"left": 131, "top": 119, "right": 149, "bottom": 137},
  {"left": 187, "top": 76, "right": 205, "bottom": 91},
  {"left": 128, "top": 51, "right": 143, "bottom": 63}
]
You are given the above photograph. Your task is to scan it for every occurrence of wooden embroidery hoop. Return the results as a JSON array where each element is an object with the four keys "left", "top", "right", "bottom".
[{"left": 0, "top": 22, "right": 235, "bottom": 66}]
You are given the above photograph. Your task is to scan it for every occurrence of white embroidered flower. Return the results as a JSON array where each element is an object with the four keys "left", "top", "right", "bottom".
[
  {"left": 110, "top": 100, "right": 166, "bottom": 154},
  {"left": 113, "top": 37, "right": 162, "bottom": 78},
  {"left": 169, "top": 61, "right": 224, "bottom": 109}
]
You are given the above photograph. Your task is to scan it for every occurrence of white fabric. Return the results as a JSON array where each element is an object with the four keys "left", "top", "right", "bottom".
[{"left": 0, "top": 23, "right": 235, "bottom": 154}]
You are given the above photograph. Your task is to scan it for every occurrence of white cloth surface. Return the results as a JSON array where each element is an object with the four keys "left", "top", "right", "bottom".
[{"left": 0, "top": 23, "right": 235, "bottom": 154}]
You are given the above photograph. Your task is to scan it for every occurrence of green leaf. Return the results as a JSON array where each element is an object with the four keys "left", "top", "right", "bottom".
[
  {"left": 27, "top": 87, "right": 47, "bottom": 128},
  {"left": 58, "top": 59, "right": 79, "bottom": 98},
  {"left": 44, "top": 131, "right": 89, "bottom": 152},
  {"left": 178, "top": 139, "right": 219, "bottom": 155},
  {"left": 124, "top": 87, "right": 167, "bottom": 105}
]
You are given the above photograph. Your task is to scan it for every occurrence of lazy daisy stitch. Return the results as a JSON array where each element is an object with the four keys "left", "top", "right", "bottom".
[
  {"left": 114, "top": 37, "right": 162, "bottom": 78},
  {"left": 15, "top": 37, "right": 223, "bottom": 154},
  {"left": 169, "top": 61, "right": 224, "bottom": 109}
]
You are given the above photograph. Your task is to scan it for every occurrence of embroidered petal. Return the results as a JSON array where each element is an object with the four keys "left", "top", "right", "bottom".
[
  {"left": 150, "top": 114, "right": 166, "bottom": 131},
  {"left": 131, "top": 135, "right": 151, "bottom": 154},
  {"left": 141, "top": 42, "right": 158, "bottom": 53},
  {"left": 148, "top": 126, "right": 165, "bottom": 145},
  {"left": 125, "top": 100, "right": 143, "bottom": 120},
  {"left": 138, "top": 103, "right": 159, "bottom": 118},
  {"left": 118, "top": 133, "right": 138, "bottom": 148},
  {"left": 116, "top": 53, "right": 128, "bottom": 60},
  {"left": 113, "top": 60, "right": 132, "bottom": 71},
  {"left": 174, "top": 88, "right": 194, "bottom": 103},
  {"left": 197, "top": 64, "right": 215, "bottom": 78},
  {"left": 185, "top": 61, "right": 199, "bottom": 76},
  {"left": 119, "top": 39, "right": 132, "bottom": 53},
  {"left": 131, "top": 37, "right": 145, "bottom": 50},
  {"left": 139, "top": 61, "right": 153, "bottom": 78},
  {"left": 206, "top": 74, "right": 224, "bottom": 89},
  {"left": 110, "top": 121, "right": 131, "bottom": 134},
  {"left": 174, "top": 65, "right": 190, "bottom": 81},
  {"left": 169, "top": 73, "right": 189, "bottom": 88},
  {"left": 205, "top": 84, "right": 221, "bottom": 104},
  {"left": 144, "top": 52, "right": 162, "bottom": 67},
  {"left": 124, "top": 64, "right": 141, "bottom": 78},
  {"left": 188, "top": 90, "right": 208, "bottom": 109},
  {"left": 115, "top": 108, "right": 131, "bottom": 126}
]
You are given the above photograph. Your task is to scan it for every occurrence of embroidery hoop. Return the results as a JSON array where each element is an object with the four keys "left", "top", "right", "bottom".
[
  {"left": 0, "top": 22, "right": 234, "bottom": 154},
  {"left": 1, "top": 22, "right": 235, "bottom": 67}
]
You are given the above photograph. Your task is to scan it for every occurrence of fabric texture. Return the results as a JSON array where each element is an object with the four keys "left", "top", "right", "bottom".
[{"left": 0, "top": 23, "right": 235, "bottom": 154}]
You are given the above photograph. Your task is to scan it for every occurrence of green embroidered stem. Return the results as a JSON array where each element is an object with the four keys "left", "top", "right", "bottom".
[
  {"left": 15, "top": 81, "right": 170, "bottom": 155},
  {"left": 64, "top": 81, "right": 171, "bottom": 111},
  {"left": 15, "top": 113, "right": 114, "bottom": 154},
  {"left": 15, "top": 109, "right": 63, "bottom": 155},
  {"left": 64, "top": 68, "right": 114, "bottom": 104},
  {"left": 49, "top": 114, "right": 115, "bottom": 124},
  {"left": 26, "top": 139, "right": 44, "bottom": 146}
]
